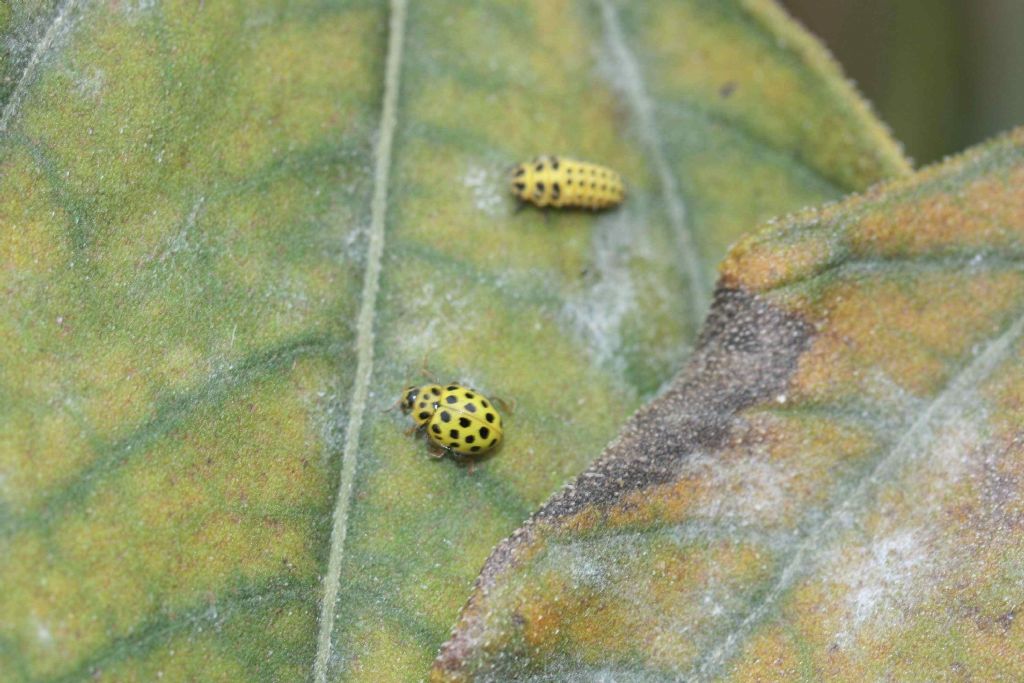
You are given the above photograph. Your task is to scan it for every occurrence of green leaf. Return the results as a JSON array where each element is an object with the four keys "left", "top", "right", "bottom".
[
  {"left": 434, "top": 128, "right": 1024, "bottom": 681},
  {"left": 0, "top": 1, "right": 905, "bottom": 681}
]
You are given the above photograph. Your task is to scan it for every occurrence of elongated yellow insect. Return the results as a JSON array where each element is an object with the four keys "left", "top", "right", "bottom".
[{"left": 510, "top": 155, "right": 625, "bottom": 210}]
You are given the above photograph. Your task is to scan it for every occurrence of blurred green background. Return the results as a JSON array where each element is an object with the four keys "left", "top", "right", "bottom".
[{"left": 784, "top": 0, "right": 1024, "bottom": 165}]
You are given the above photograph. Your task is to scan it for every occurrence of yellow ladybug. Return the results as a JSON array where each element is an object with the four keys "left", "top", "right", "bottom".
[
  {"left": 510, "top": 155, "right": 625, "bottom": 210},
  {"left": 400, "top": 383, "right": 503, "bottom": 457}
]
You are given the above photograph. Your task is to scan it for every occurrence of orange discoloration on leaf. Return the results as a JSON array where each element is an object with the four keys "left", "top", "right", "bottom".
[
  {"left": 602, "top": 475, "right": 704, "bottom": 529},
  {"left": 719, "top": 228, "right": 834, "bottom": 292},
  {"left": 544, "top": 505, "right": 603, "bottom": 537},
  {"left": 807, "top": 279, "right": 952, "bottom": 396},
  {"left": 543, "top": 588, "right": 639, "bottom": 664},
  {"left": 0, "top": 151, "right": 65, "bottom": 280},
  {"left": 726, "top": 625, "right": 803, "bottom": 682},
  {"left": 851, "top": 167, "right": 1024, "bottom": 259},
  {"left": 786, "top": 272, "right": 1024, "bottom": 399}
]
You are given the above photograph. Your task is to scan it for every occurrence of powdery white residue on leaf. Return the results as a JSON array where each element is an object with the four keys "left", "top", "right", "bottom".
[
  {"left": 159, "top": 196, "right": 206, "bottom": 263},
  {"left": 561, "top": 210, "right": 644, "bottom": 382},
  {"left": 689, "top": 448, "right": 799, "bottom": 529},
  {"left": 593, "top": 0, "right": 707, "bottom": 320},
  {"left": 822, "top": 401, "right": 989, "bottom": 645},
  {"left": 33, "top": 617, "right": 55, "bottom": 647},
  {"left": 545, "top": 532, "right": 645, "bottom": 593},
  {"left": 462, "top": 164, "right": 504, "bottom": 216},
  {"left": 120, "top": 0, "right": 158, "bottom": 15},
  {"left": 390, "top": 277, "right": 477, "bottom": 358},
  {"left": 861, "top": 369, "right": 924, "bottom": 414},
  {"left": 70, "top": 65, "right": 105, "bottom": 99},
  {"left": 829, "top": 527, "right": 927, "bottom": 646},
  {"left": 911, "top": 410, "right": 985, "bottom": 500},
  {"left": 397, "top": 312, "right": 440, "bottom": 363}
]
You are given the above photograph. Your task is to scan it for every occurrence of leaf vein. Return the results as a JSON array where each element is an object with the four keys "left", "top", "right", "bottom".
[
  {"left": 311, "top": 1, "right": 407, "bottom": 680},
  {"left": 596, "top": 0, "right": 709, "bottom": 326},
  {"left": 0, "top": 0, "right": 78, "bottom": 137}
]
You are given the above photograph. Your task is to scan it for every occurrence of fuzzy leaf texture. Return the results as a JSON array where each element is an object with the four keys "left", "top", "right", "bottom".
[
  {"left": 0, "top": 0, "right": 907, "bottom": 681},
  {"left": 435, "top": 129, "right": 1024, "bottom": 681}
]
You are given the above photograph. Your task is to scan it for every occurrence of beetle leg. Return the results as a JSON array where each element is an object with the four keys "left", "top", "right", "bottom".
[
  {"left": 382, "top": 395, "right": 404, "bottom": 413},
  {"left": 493, "top": 396, "right": 517, "bottom": 415},
  {"left": 418, "top": 354, "right": 438, "bottom": 383}
]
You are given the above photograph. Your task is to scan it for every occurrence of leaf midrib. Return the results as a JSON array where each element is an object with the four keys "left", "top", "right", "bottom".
[{"left": 311, "top": 0, "right": 408, "bottom": 680}]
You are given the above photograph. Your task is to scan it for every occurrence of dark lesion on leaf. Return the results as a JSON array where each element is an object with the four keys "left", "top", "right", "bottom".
[{"left": 536, "top": 286, "right": 815, "bottom": 520}]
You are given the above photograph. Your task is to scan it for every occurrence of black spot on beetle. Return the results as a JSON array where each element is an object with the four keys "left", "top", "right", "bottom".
[
  {"left": 431, "top": 424, "right": 441, "bottom": 434},
  {"left": 446, "top": 395, "right": 458, "bottom": 404},
  {"left": 489, "top": 438, "right": 497, "bottom": 447},
  {"left": 459, "top": 417, "right": 471, "bottom": 428},
  {"left": 465, "top": 392, "right": 474, "bottom": 399},
  {"left": 431, "top": 387, "right": 442, "bottom": 396},
  {"left": 552, "top": 158, "right": 560, "bottom": 170},
  {"left": 552, "top": 182, "right": 561, "bottom": 197},
  {"left": 418, "top": 411, "right": 430, "bottom": 421},
  {"left": 479, "top": 426, "right": 490, "bottom": 439},
  {"left": 446, "top": 385, "right": 458, "bottom": 391},
  {"left": 514, "top": 181, "right": 526, "bottom": 191},
  {"left": 471, "top": 446, "right": 481, "bottom": 453},
  {"left": 406, "top": 390, "right": 417, "bottom": 404},
  {"left": 450, "top": 429, "right": 460, "bottom": 439},
  {"left": 485, "top": 412, "right": 495, "bottom": 423},
  {"left": 514, "top": 167, "right": 525, "bottom": 177},
  {"left": 440, "top": 411, "right": 451, "bottom": 423},
  {"left": 535, "top": 162, "right": 544, "bottom": 171},
  {"left": 466, "top": 435, "right": 475, "bottom": 444},
  {"left": 481, "top": 400, "right": 489, "bottom": 408},
  {"left": 536, "top": 181, "right": 545, "bottom": 192},
  {"left": 465, "top": 403, "right": 477, "bottom": 413}
]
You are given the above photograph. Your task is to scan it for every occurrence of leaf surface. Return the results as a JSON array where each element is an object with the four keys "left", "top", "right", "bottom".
[
  {"left": 435, "top": 128, "right": 1024, "bottom": 681},
  {"left": 0, "top": 1, "right": 905, "bottom": 681}
]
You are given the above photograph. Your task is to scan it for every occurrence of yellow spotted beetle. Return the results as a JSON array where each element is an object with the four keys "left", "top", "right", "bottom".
[
  {"left": 400, "top": 383, "right": 504, "bottom": 458},
  {"left": 510, "top": 155, "right": 625, "bottom": 210}
]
